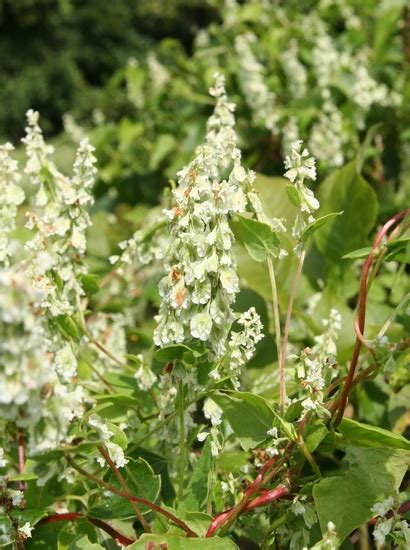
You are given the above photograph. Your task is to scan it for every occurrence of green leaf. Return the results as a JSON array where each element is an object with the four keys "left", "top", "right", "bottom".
[
  {"left": 304, "top": 420, "right": 329, "bottom": 453},
  {"left": 9, "top": 473, "right": 38, "bottom": 482},
  {"left": 106, "top": 421, "right": 128, "bottom": 450},
  {"left": 315, "top": 161, "right": 378, "bottom": 262},
  {"left": 385, "top": 237, "right": 410, "bottom": 263},
  {"left": 313, "top": 446, "right": 410, "bottom": 543},
  {"left": 286, "top": 184, "right": 301, "bottom": 207},
  {"left": 132, "top": 447, "right": 176, "bottom": 504},
  {"left": 342, "top": 246, "right": 372, "bottom": 260},
  {"left": 89, "top": 458, "right": 161, "bottom": 519},
  {"left": 67, "top": 536, "right": 103, "bottom": 550},
  {"left": 129, "top": 534, "right": 238, "bottom": 549},
  {"left": 235, "top": 215, "right": 281, "bottom": 262},
  {"left": 212, "top": 391, "right": 275, "bottom": 451},
  {"left": 155, "top": 343, "right": 206, "bottom": 364},
  {"left": 55, "top": 315, "right": 81, "bottom": 341},
  {"left": 57, "top": 521, "right": 100, "bottom": 550},
  {"left": 80, "top": 273, "right": 100, "bottom": 295},
  {"left": 338, "top": 418, "right": 410, "bottom": 450},
  {"left": 180, "top": 438, "right": 213, "bottom": 512},
  {"left": 301, "top": 212, "right": 343, "bottom": 242}
]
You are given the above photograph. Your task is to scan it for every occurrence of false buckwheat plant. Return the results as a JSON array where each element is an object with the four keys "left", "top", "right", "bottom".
[{"left": 0, "top": 68, "right": 409, "bottom": 550}]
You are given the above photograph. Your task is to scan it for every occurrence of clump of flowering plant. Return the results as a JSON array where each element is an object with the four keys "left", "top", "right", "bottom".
[{"left": 0, "top": 51, "right": 409, "bottom": 550}]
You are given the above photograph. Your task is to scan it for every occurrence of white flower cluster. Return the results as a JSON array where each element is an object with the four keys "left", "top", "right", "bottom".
[
  {"left": 0, "top": 144, "right": 24, "bottom": 266},
  {"left": 89, "top": 414, "right": 128, "bottom": 469},
  {"left": 0, "top": 475, "right": 34, "bottom": 545},
  {"left": 21, "top": 109, "right": 55, "bottom": 186},
  {"left": 351, "top": 64, "right": 395, "bottom": 113},
  {"left": 133, "top": 354, "right": 158, "bottom": 391},
  {"left": 24, "top": 112, "right": 96, "bottom": 316},
  {"left": 0, "top": 271, "right": 83, "bottom": 454},
  {"left": 154, "top": 74, "right": 255, "bottom": 359},
  {"left": 197, "top": 398, "right": 223, "bottom": 456},
  {"left": 309, "top": 100, "right": 348, "bottom": 168},
  {"left": 312, "top": 33, "right": 346, "bottom": 89},
  {"left": 109, "top": 219, "right": 165, "bottom": 274},
  {"left": 370, "top": 496, "right": 408, "bottom": 546},
  {"left": 280, "top": 40, "right": 308, "bottom": 100},
  {"left": 214, "top": 307, "right": 264, "bottom": 384},
  {"left": 234, "top": 33, "right": 278, "bottom": 131},
  {"left": 297, "top": 309, "right": 341, "bottom": 415},
  {"left": 284, "top": 140, "right": 319, "bottom": 243},
  {"left": 0, "top": 111, "right": 99, "bottom": 456},
  {"left": 305, "top": 521, "right": 339, "bottom": 550},
  {"left": 0, "top": 448, "right": 6, "bottom": 468}
]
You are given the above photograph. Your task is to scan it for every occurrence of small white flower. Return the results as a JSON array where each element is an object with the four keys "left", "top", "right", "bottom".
[
  {"left": 0, "top": 448, "right": 6, "bottom": 468},
  {"left": 373, "top": 518, "right": 393, "bottom": 545},
  {"left": 18, "top": 522, "right": 33, "bottom": 539},
  {"left": 197, "top": 431, "right": 209, "bottom": 442},
  {"left": 220, "top": 267, "right": 239, "bottom": 295},
  {"left": 190, "top": 312, "right": 213, "bottom": 341},
  {"left": 371, "top": 496, "right": 394, "bottom": 517},
  {"left": 203, "top": 398, "right": 223, "bottom": 426},
  {"left": 134, "top": 364, "right": 157, "bottom": 391},
  {"left": 54, "top": 344, "right": 77, "bottom": 378},
  {"left": 11, "top": 490, "right": 24, "bottom": 507}
]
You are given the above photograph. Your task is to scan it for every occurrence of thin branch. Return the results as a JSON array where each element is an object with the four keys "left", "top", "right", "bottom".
[
  {"left": 334, "top": 209, "right": 408, "bottom": 425},
  {"left": 267, "top": 255, "right": 283, "bottom": 408},
  {"left": 279, "top": 250, "right": 306, "bottom": 412},
  {"left": 98, "top": 446, "right": 151, "bottom": 533},
  {"left": 67, "top": 455, "right": 197, "bottom": 537},
  {"left": 17, "top": 431, "right": 26, "bottom": 492},
  {"left": 38, "top": 513, "right": 135, "bottom": 546},
  {"left": 178, "top": 379, "right": 185, "bottom": 501}
]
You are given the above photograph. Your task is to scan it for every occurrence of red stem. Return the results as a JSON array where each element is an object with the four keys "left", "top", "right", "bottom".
[
  {"left": 38, "top": 513, "right": 135, "bottom": 545},
  {"left": 334, "top": 209, "right": 408, "bottom": 425},
  {"left": 206, "top": 485, "right": 289, "bottom": 537},
  {"left": 67, "top": 455, "right": 197, "bottom": 537},
  {"left": 17, "top": 431, "right": 26, "bottom": 492},
  {"left": 242, "top": 485, "right": 289, "bottom": 511}
]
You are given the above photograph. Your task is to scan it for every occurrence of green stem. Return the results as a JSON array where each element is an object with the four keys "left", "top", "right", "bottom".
[
  {"left": 178, "top": 379, "right": 185, "bottom": 501},
  {"left": 298, "top": 437, "right": 321, "bottom": 477},
  {"left": 279, "top": 250, "right": 306, "bottom": 412},
  {"left": 267, "top": 255, "right": 283, "bottom": 409}
]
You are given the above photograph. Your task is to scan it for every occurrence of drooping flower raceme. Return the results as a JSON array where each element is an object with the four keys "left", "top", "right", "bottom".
[
  {"left": 234, "top": 33, "right": 278, "bottom": 132},
  {"left": 0, "top": 112, "right": 97, "bottom": 457},
  {"left": 284, "top": 140, "right": 319, "bottom": 243},
  {"left": 0, "top": 144, "right": 24, "bottom": 266},
  {"left": 296, "top": 309, "right": 341, "bottom": 416},
  {"left": 154, "top": 74, "right": 255, "bottom": 360},
  {"left": 213, "top": 307, "right": 264, "bottom": 384}
]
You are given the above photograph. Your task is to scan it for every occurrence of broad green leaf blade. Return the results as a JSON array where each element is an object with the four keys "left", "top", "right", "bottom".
[
  {"left": 338, "top": 418, "right": 410, "bottom": 450},
  {"left": 315, "top": 161, "right": 378, "bottom": 262},
  {"left": 129, "top": 534, "right": 238, "bottom": 549},
  {"left": 180, "top": 438, "right": 213, "bottom": 512},
  {"left": 155, "top": 343, "right": 206, "bottom": 364},
  {"left": 385, "top": 237, "right": 410, "bottom": 263},
  {"left": 212, "top": 391, "right": 275, "bottom": 451},
  {"left": 304, "top": 419, "right": 329, "bottom": 453},
  {"left": 133, "top": 447, "right": 176, "bottom": 504},
  {"left": 342, "top": 246, "right": 372, "bottom": 260},
  {"left": 89, "top": 458, "right": 161, "bottom": 519},
  {"left": 313, "top": 446, "right": 410, "bottom": 543},
  {"left": 235, "top": 215, "right": 281, "bottom": 262},
  {"left": 301, "top": 212, "right": 343, "bottom": 242}
]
